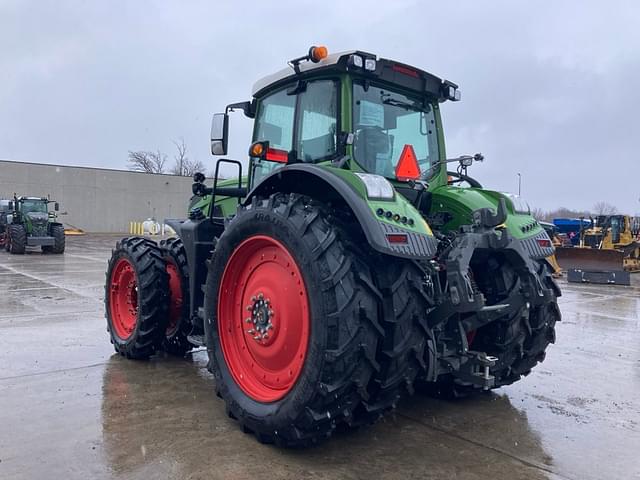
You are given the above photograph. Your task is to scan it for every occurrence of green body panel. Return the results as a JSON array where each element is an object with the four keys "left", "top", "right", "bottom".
[
  {"left": 430, "top": 103, "right": 448, "bottom": 188},
  {"left": 190, "top": 177, "right": 247, "bottom": 218},
  {"left": 429, "top": 186, "right": 543, "bottom": 240}
]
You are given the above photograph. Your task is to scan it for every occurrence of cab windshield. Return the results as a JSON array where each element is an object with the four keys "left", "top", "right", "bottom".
[
  {"left": 353, "top": 82, "right": 439, "bottom": 179},
  {"left": 21, "top": 200, "right": 48, "bottom": 214}
]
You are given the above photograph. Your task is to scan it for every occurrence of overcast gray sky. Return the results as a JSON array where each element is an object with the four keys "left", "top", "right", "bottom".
[{"left": 2, "top": 0, "right": 639, "bottom": 213}]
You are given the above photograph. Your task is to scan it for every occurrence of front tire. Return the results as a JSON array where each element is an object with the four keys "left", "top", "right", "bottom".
[
  {"left": 428, "top": 259, "right": 560, "bottom": 397},
  {"left": 205, "top": 193, "right": 387, "bottom": 446},
  {"left": 42, "top": 224, "right": 65, "bottom": 253},
  {"left": 8, "top": 224, "right": 26, "bottom": 254},
  {"left": 105, "top": 237, "right": 169, "bottom": 359},
  {"left": 51, "top": 224, "right": 65, "bottom": 253},
  {"left": 471, "top": 261, "right": 560, "bottom": 387}
]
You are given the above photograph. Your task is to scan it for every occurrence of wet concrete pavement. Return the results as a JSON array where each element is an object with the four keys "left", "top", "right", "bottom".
[{"left": 0, "top": 235, "right": 638, "bottom": 480}]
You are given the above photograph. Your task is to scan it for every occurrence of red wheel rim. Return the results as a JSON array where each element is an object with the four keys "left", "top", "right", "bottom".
[
  {"left": 109, "top": 258, "right": 139, "bottom": 340},
  {"left": 166, "top": 260, "right": 183, "bottom": 336},
  {"left": 217, "top": 235, "right": 310, "bottom": 403}
]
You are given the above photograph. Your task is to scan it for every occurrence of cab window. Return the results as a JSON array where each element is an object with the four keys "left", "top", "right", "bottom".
[
  {"left": 252, "top": 88, "right": 296, "bottom": 183},
  {"left": 253, "top": 88, "right": 295, "bottom": 151},
  {"left": 296, "top": 80, "right": 338, "bottom": 162},
  {"left": 251, "top": 80, "right": 339, "bottom": 185},
  {"left": 353, "top": 82, "right": 438, "bottom": 179}
]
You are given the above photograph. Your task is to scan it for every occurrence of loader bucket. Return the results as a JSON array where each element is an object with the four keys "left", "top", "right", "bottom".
[{"left": 555, "top": 247, "right": 625, "bottom": 272}]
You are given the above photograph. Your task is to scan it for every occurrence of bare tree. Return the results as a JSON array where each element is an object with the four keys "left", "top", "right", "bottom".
[
  {"left": 181, "top": 158, "right": 206, "bottom": 177},
  {"left": 530, "top": 207, "right": 548, "bottom": 222},
  {"left": 170, "top": 138, "right": 188, "bottom": 175},
  {"left": 127, "top": 150, "right": 167, "bottom": 173},
  {"left": 168, "top": 138, "right": 205, "bottom": 176},
  {"left": 592, "top": 201, "right": 619, "bottom": 216}
]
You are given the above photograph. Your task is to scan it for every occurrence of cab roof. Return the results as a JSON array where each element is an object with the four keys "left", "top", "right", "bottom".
[{"left": 251, "top": 49, "right": 459, "bottom": 102}]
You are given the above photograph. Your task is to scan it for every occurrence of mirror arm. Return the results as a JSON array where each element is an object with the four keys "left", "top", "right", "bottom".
[{"left": 225, "top": 101, "right": 254, "bottom": 118}]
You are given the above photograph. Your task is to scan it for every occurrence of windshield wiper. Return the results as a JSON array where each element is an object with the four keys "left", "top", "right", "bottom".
[{"left": 381, "top": 96, "right": 423, "bottom": 112}]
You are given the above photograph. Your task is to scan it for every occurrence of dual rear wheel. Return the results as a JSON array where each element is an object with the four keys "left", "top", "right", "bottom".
[{"left": 105, "top": 237, "right": 194, "bottom": 358}]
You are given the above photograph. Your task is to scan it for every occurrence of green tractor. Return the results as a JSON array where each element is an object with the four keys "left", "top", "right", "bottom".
[
  {"left": 105, "top": 47, "right": 560, "bottom": 446},
  {"left": 3, "top": 195, "right": 65, "bottom": 254}
]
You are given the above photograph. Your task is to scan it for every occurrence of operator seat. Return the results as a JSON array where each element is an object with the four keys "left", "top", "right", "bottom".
[{"left": 354, "top": 126, "right": 391, "bottom": 173}]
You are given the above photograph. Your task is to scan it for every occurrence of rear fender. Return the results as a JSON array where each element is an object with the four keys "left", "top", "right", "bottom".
[{"left": 245, "top": 164, "right": 438, "bottom": 260}]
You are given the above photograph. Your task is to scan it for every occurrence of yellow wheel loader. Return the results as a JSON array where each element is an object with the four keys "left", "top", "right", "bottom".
[{"left": 556, "top": 215, "right": 640, "bottom": 285}]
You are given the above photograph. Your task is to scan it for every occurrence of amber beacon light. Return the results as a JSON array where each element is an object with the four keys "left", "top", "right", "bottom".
[{"left": 309, "top": 45, "right": 328, "bottom": 63}]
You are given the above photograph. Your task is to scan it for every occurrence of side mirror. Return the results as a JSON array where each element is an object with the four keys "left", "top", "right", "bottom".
[
  {"left": 54, "top": 202, "right": 59, "bottom": 211},
  {"left": 211, "top": 113, "right": 229, "bottom": 156},
  {"left": 8, "top": 201, "right": 13, "bottom": 211}
]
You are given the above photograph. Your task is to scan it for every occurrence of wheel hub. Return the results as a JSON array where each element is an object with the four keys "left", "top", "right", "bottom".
[
  {"left": 217, "top": 235, "right": 310, "bottom": 402},
  {"left": 109, "top": 258, "right": 139, "bottom": 340},
  {"left": 245, "top": 293, "right": 275, "bottom": 344}
]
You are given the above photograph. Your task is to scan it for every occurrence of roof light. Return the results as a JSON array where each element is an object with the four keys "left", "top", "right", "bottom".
[
  {"left": 443, "top": 81, "right": 462, "bottom": 102},
  {"left": 349, "top": 54, "right": 363, "bottom": 68},
  {"left": 364, "top": 58, "right": 376, "bottom": 71},
  {"left": 309, "top": 45, "right": 328, "bottom": 63},
  {"left": 354, "top": 173, "right": 394, "bottom": 200},
  {"left": 395, "top": 144, "right": 421, "bottom": 181}
]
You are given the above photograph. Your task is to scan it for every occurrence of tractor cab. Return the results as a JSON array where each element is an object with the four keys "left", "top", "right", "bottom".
[{"left": 209, "top": 47, "right": 462, "bottom": 196}]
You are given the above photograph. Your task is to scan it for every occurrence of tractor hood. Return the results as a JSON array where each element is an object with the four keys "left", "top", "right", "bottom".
[
  {"left": 430, "top": 186, "right": 543, "bottom": 241},
  {"left": 26, "top": 212, "right": 48, "bottom": 223}
]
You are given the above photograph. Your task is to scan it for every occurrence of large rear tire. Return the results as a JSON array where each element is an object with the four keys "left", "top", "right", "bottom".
[
  {"left": 8, "top": 224, "right": 26, "bottom": 254},
  {"left": 159, "top": 237, "right": 195, "bottom": 356},
  {"left": 205, "top": 193, "right": 409, "bottom": 446},
  {"left": 105, "top": 237, "right": 169, "bottom": 359}
]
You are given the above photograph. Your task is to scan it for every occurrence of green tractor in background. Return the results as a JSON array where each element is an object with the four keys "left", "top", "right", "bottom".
[
  {"left": 105, "top": 47, "right": 561, "bottom": 446},
  {"left": 2, "top": 195, "right": 65, "bottom": 254}
]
